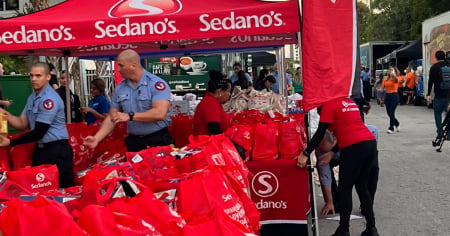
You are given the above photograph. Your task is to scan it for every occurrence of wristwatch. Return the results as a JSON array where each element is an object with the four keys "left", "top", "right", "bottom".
[
  {"left": 302, "top": 150, "right": 310, "bottom": 157},
  {"left": 128, "top": 112, "right": 135, "bottom": 121}
]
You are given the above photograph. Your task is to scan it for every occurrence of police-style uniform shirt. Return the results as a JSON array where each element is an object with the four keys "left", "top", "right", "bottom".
[
  {"left": 111, "top": 70, "right": 171, "bottom": 136},
  {"left": 86, "top": 94, "right": 110, "bottom": 125},
  {"left": 22, "top": 84, "right": 69, "bottom": 143}
]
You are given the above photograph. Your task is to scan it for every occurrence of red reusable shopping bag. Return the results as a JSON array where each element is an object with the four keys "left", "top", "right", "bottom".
[
  {"left": 252, "top": 121, "right": 279, "bottom": 160},
  {"left": 176, "top": 168, "right": 252, "bottom": 231},
  {"left": 67, "top": 122, "right": 94, "bottom": 173},
  {"left": 170, "top": 114, "right": 194, "bottom": 148},
  {"left": 6, "top": 164, "right": 59, "bottom": 193},
  {"left": 107, "top": 178, "right": 186, "bottom": 235},
  {"left": 0, "top": 196, "right": 86, "bottom": 236},
  {"left": 0, "top": 173, "right": 33, "bottom": 202},
  {"left": 0, "top": 147, "right": 11, "bottom": 170},
  {"left": 278, "top": 119, "right": 304, "bottom": 159},
  {"left": 182, "top": 208, "right": 252, "bottom": 236},
  {"left": 78, "top": 162, "right": 137, "bottom": 209},
  {"left": 226, "top": 124, "right": 254, "bottom": 160},
  {"left": 8, "top": 133, "right": 34, "bottom": 170},
  {"left": 78, "top": 204, "right": 162, "bottom": 236}
]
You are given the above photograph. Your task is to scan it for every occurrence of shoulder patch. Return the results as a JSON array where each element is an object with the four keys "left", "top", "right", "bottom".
[
  {"left": 43, "top": 99, "right": 54, "bottom": 110},
  {"left": 155, "top": 81, "right": 166, "bottom": 91}
]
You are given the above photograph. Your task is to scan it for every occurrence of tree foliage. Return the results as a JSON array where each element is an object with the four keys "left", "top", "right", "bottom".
[{"left": 359, "top": 0, "right": 450, "bottom": 43}]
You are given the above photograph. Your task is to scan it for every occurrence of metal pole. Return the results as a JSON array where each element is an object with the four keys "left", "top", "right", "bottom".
[
  {"left": 64, "top": 56, "right": 72, "bottom": 124},
  {"left": 298, "top": 0, "right": 320, "bottom": 234}
]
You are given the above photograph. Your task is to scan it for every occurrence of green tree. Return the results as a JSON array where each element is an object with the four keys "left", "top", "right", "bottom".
[
  {"left": 357, "top": 1, "right": 370, "bottom": 43},
  {"left": 360, "top": 0, "right": 450, "bottom": 42}
]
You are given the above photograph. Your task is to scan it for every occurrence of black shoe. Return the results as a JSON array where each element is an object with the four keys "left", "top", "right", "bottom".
[
  {"left": 332, "top": 227, "right": 350, "bottom": 236},
  {"left": 361, "top": 226, "right": 379, "bottom": 236}
]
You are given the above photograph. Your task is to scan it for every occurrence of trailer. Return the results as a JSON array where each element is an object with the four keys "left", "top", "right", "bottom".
[
  {"left": 422, "top": 10, "right": 450, "bottom": 98},
  {"left": 360, "top": 41, "right": 406, "bottom": 81}
]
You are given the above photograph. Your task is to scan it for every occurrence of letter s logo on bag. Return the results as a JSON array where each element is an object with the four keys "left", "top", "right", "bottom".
[
  {"left": 252, "top": 171, "right": 279, "bottom": 198},
  {"left": 36, "top": 173, "right": 45, "bottom": 183}
]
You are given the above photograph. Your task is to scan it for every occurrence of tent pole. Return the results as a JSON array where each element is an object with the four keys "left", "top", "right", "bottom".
[
  {"left": 64, "top": 56, "right": 72, "bottom": 124},
  {"left": 298, "top": 0, "right": 320, "bottom": 234}
]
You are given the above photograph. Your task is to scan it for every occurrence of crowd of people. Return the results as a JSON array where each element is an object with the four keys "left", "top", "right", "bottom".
[{"left": 1, "top": 47, "right": 449, "bottom": 236}]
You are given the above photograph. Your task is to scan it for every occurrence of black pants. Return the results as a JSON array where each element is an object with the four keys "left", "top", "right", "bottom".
[
  {"left": 125, "top": 127, "right": 173, "bottom": 152},
  {"left": 338, "top": 139, "right": 378, "bottom": 231},
  {"left": 385, "top": 93, "right": 400, "bottom": 130},
  {"left": 363, "top": 80, "right": 372, "bottom": 101},
  {"left": 32, "top": 140, "right": 75, "bottom": 189}
]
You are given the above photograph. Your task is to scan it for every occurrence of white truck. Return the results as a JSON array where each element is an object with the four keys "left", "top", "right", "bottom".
[{"left": 422, "top": 10, "right": 450, "bottom": 97}]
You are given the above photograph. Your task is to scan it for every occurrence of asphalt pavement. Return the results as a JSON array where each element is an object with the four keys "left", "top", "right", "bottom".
[{"left": 315, "top": 101, "right": 450, "bottom": 236}]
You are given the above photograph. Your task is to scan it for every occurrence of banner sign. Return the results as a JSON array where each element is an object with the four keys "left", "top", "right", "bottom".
[{"left": 246, "top": 159, "right": 310, "bottom": 224}]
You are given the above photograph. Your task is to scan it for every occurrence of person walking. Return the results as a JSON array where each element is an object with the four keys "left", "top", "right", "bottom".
[
  {"left": 83, "top": 49, "right": 172, "bottom": 152},
  {"left": 80, "top": 78, "right": 110, "bottom": 125},
  {"left": 382, "top": 67, "right": 400, "bottom": 134},
  {"left": 297, "top": 97, "right": 379, "bottom": 236},
  {"left": 426, "top": 50, "right": 450, "bottom": 135},
  {"left": 0, "top": 62, "right": 75, "bottom": 188}
]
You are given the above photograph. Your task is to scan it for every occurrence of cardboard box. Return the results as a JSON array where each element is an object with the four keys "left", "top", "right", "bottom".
[{"left": 169, "top": 100, "right": 190, "bottom": 116}]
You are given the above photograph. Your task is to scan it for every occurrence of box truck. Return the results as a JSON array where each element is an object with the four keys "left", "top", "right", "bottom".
[{"left": 422, "top": 11, "right": 450, "bottom": 98}]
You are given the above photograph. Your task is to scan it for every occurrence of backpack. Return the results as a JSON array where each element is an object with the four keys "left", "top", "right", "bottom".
[{"left": 440, "top": 65, "right": 450, "bottom": 90}]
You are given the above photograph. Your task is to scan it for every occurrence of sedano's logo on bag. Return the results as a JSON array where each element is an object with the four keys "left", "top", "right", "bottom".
[
  {"left": 32, "top": 172, "right": 53, "bottom": 190},
  {"left": 252, "top": 171, "right": 287, "bottom": 209}
]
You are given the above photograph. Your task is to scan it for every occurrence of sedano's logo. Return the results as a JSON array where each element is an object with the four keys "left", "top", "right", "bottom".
[
  {"left": 199, "top": 11, "right": 284, "bottom": 32},
  {"left": 95, "top": 18, "right": 177, "bottom": 38},
  {"left": 0, "top": 25, "right": 73, "bottom": 45},
  {"left": 252, "top": 171, "right": 279, "bottom": 198},
  {"left": 36, "top": 173, "right": 45, "bottom": 182},
  {"left": 109, "top": 0, "right": 182, "bottom": 18}
]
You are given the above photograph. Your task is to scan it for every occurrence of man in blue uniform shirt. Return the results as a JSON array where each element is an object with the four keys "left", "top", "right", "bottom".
[
  {"left": 0, "top": 62, "right": 74, "bottom": 188},
  {"left": 83, "top": 49, "right": 173, "bottom": 152}
]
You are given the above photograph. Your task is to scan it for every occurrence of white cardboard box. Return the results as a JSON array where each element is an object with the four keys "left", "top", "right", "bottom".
[{"left": 169, "top": 100, "right": 190, "bottom": 116}]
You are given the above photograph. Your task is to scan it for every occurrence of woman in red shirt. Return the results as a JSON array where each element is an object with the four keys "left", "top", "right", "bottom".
[
  {"left": 382, "top": 66, "right": 400, "bottom": 134},
  {"left": 193, "top": 70, "right": 231, "bottom": 136},
  {"left": 297, "top": 97, "right": 378, "bottom": 236}
]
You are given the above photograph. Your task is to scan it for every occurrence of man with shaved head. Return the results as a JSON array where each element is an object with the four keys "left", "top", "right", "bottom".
[{"left": 83, "top": 49, "right": 172, "bottom": 152}]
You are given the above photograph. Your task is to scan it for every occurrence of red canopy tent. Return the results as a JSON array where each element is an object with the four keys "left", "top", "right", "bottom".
[
  {"left": 0, "top": 0, "right": 360, "bottom": 111},
  {"left": 0, "top": 0, "right": 299, "bottom": 57}
]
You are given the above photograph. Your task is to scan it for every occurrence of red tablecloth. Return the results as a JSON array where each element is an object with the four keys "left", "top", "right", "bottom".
[{"left": 246, "top": 159, "right": 310, "bottom": 225}]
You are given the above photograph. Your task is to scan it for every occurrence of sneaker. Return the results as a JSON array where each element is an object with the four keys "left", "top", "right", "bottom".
[
  {"left": 387, "top": 129, "right": 394, "bottom": 134},
  {"left": 361, "top": 226, "right": 379, "bottom": 236},
  {"left": 395, "top": 125, "right": 400, "bottom": 132},
  {"left": 332, "top": 227, "right": 350, "bottom": 236}
]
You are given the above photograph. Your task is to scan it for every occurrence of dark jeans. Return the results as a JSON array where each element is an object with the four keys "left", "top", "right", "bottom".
[
  {"left": 363, "top": 80, "right": 372, "bottom": 101},
  {"left": 125, "top": 127, "right": 173, "bottom": 152},
  {"left": 433, "top": 98, "right": 450, "bottom": 132},
  {"left": 397, "top": 87, "right": 404, "bottom": 104},
  {"left": 385, "top": 93, "right": 400, "bottom": 130},
  {"left": 33, "top": 140, "right": 75, "bottom": 188},
  {"left": 338, "top": 140, "right": 378, "bottom": 231}
]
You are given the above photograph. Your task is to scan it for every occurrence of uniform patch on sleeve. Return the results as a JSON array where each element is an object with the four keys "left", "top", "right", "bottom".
[
  {"left": 43, "top": 99, "right": 54, "bottom": 110},
  {"left": 155, "top": 81, "right": 166, "bottom": 91}
]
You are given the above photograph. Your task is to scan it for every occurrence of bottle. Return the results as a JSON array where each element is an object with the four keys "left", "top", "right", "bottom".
[{"left": 0, "top": 113, "right": 8, "bottom": 137}]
